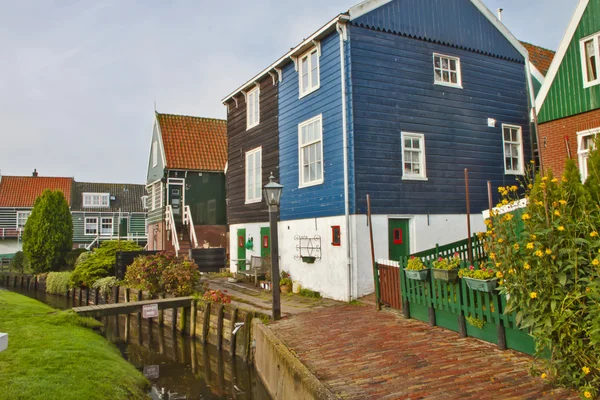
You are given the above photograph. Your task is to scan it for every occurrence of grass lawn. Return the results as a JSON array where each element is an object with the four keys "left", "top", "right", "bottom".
[{"left": 0, "top": 290, "right": 149, "bottom": 400}]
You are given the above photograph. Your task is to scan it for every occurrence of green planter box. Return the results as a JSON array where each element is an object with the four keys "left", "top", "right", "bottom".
[
  {"left": 463, "top": 277, "right": 497, "bottom": 293},
  {"left": 432, "top": 268, "right": 458, "bottom": 282},
  {"left": 405, "top": 269, "right": 429, "bottom": 281},
  {"left": 301, "top": 256, "right": 316, "bottom": 264}
]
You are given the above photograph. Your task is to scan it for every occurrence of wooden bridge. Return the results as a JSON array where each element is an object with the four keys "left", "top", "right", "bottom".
[{"left": 72, "top": 296, "right": 194, "bottom": 318}]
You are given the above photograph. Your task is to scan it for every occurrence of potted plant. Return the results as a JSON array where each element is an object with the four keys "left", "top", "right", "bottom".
[
  {"left": 301, "top": 255, "right": 316, "bottom": 263},
  {"left": 280, "top": 271, "right": 292, "bottom": 293},
  {"left": 405, "top": 256, "right": 428, "bottom": 281},
  {"left": 458, "top": 265, "right": 497, "bottom": 293},
  {"left": 432, "top": 253, "right": 461, "bottom": 282}
]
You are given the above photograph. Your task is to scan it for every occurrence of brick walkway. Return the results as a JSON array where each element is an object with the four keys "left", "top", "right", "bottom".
[{"left": 270, "top": 305, "right": 577, "bottom": 399}]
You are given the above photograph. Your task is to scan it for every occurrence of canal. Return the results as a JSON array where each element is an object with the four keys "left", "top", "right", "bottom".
[{"left": 9, "top": 287, "right": 271, "bottom": 400}]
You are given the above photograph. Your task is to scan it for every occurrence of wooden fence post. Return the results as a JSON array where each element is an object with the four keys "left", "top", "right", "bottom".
[
  {"left": 216, "top": 304, "right": 224, "bottom": 350},
  {"left": 230, "top": 307, "right": 239, "bottom": 355},
  {"left": 202, "top": 302, "right": 211, "bottom": 343},
  {"left": 158, "top": 294, "right": 164, "bottom": 326},
  {"left": 124, "top": 288, "right": 130, "bottom": 303},
  {"left": 85, "top": 287, "right": 90, "bottom": 305},
  {"left": 137, "top": 290, "right": 143, "bottom": 320},
  {"left": 94, "top": 288, "right": 100, "bottom": 305},
  {"left": 113, "top": 286, "right": 120, "bottom": 304},
  {"left": 190, "top": 301, "right": 197, "bottom": 338},
  {"left": 171, "top": 307, "right": 178, "bottom": 332}
]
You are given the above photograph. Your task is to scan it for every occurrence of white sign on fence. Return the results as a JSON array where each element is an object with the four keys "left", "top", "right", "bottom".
[
  {"left": 144, "top": 365, "right": 160, "bottom": 379},
  {"left": 0, "top": 333, "right": 7, "bottom": 353},
  {"left": 142, "top": 304, "right": 159, "bottom": 319}
]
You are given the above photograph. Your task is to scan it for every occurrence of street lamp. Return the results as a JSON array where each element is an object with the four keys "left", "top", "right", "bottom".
[{"left": 263, "top": 172, "right": 283, "bottom": 320}]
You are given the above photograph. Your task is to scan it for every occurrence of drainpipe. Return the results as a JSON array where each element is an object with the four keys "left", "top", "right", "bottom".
[{"left": 337, "top": 20, "right": 353, "bottom": 302}]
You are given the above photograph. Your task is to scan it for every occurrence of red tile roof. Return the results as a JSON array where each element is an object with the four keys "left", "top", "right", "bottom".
[
  {"left": 521, "top": 42, "right": 555, "bottom": 76},
  {"left": 0, "top": 176, "right": 73, "bottom": 207},
  {"left": 156, "top": 113, "right": 227, "bottom": 172}
]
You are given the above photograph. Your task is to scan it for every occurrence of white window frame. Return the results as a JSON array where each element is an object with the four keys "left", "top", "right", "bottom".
[
  {"left": 152, "top": 140, "right": 158, "bottom": 167},
  {"left": 245, "top": 147, "right": 262, "bottom": 204},
  {"left": 141, "top": 195, "right": 149, "bottom": 210},
  {"left": 16, "top": 211, "right": 31, "bottom": 230},
  {"left": 577, "top": 127, "right": 600, "bottom": 181},
  {"left": 85, "top": 217, "right": 98, "bottom": 236},
  {"left": 580, "top": 32, "right": 600, "bottom": 88},
  {"left": 502, "top": 124, "right": 525, "bottom": 175},
  {"left": 298, "top": 114, "right": 324, "bottom": 188},
  {"left": 433, "top": 53, "right": 462, "bottom": 89},
  {"left": 83, "top": 193, "right": 110, "bottom": 208},
  {"left": 401, "top": 132, "right": 427, "bottom": 181},
  {"left": 298, "top": 47, "right": 320, "bottom": 98},
  {"left": 246, "top": 86, "right": 260, "bottom": 130},
  {"left": 100, "top": 217, "right": 113, "bottom": 236}
]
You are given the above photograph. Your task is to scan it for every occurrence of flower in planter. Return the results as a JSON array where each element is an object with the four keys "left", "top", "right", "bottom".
[
  {"left": 406, "top": 256, "right": 426, "bottom": 271},
  {"left": 432, "top": 253, "right": 461, "bottom": 271},
  {"left": 458, "top": 265, "right": 496, "bottom": 280}
]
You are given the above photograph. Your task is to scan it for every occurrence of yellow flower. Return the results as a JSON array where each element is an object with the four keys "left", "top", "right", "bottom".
[
  {"left": 498, "top": 238, "right": 504, "bottom": 243},
  {"left": 562, "top": 176, "right": 568, "bottom": 182},
  {"left": 513, "top": 243, "right": 520, "bottom": 251},
  {"left": 584, "top": 391, "right": 592, "bottom": 399},
  {"left": 527, "top": 242, "right": 534, "bottom": 249},
  {"left": 587, "top": 287, "right": 591, "bottom": 293},
  {"left": 535, "top": 201, "right": 544, "bottom": 206},
  {"left": 542, "top": 176, "right": 548, "bottom": 182},
  {"left": 531, "top": 234, "right": 537, "bottom": 240},
  {"left": 502, "top": 199, "right": 509, "bottom": 205},
  {"left": 530, "top": 292, "right": 537, "bottom": 299},
  {"left": 490, "top": 252, "right": 496, "bottom": 260},
  {"left": 522, "top": 213, "right": 531, "bottom": 221},
  {"left": 593, "top": 259, "right": 599, "bottom": 266},
  {"left": 591, "top": 231, "right": 599, "bottom": 238},
  {"left": 530, "top": 160, "right": 536, "bottom": 164},
  {"left": 484, "top": 219, "right": 491, "bottom": 226},
  {"left": 497, "top": 186, "right": 505, "bottom": 193},
  {"left": 524, "top": 263, "right": 531, "bottom": 270},
  {"left": 496, "top": 271, "right": 504, "bottom": 278},
  {"left": 535, "top": 250, "right": 544, "bottom": 257},
  {"left": 496, "top": 202, "right": 503, "bottom": 208},
  {"left": 499, "top": 279, "right": 504, "bottom": 285},
  {"left": 545, "top": 248, "right": 552, "bottom": 255},
  {"left": 510, "top": 185, "right": 518, "bottom": 192},
  {"left": 557, "top": 226, "right": 565, "bottom": 231},
  {"left": 509, "top": 269, "right": 515, "bottom": 275},
  {"left": 559, "top": 199, "right": 567, "bottom": 205},
  {"left": 540, "top": 183, "right": 547, "bottom": 189},
  {"left": 583, "top": 366, "right": 591, "bottom": 375},
  {"left": 551, "top": 178, "right": 558, "bottom": 183},
  {"left": 495, "top": 262, "right": 502, "bottom": 268},
  {"left": 554, "top": 210, "right": 561, "bottom": 217},
  {"left": 541, "top": 373, "right": 547, "bottom": 379},
  {"left": 528, "top": 184, "right": 533, "bottom": 189},
  {"left": 503, "top": 213, "right": 514, "bottom": 221}
]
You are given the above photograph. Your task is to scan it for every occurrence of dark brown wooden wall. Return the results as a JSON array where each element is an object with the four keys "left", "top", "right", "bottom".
[{"left": 226, "top": 76, "right": 279, "bottom": 225}]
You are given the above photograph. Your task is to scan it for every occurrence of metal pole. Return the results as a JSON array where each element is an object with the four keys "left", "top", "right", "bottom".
[
  {"left": 367, "top": 195, "right": 380, "bottom": 311},
  {"left": 464, "top": 169, "right": 472, "bottom": 263},
  {"left": 487, "top": 181, "right": 494, "bottom": 226},
  {"left": 269, "top": 205, "right": 281, "bottom": 320}
]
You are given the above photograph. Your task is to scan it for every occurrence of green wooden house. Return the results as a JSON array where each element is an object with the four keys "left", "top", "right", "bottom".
[
  {"left": 146, "top": 112, "right": 227, "bottom": 255},
  {"left": 536, "top": 0, "right": 600, "bottom": 178},
  {"left": 71, "top": 181, "right": 148, "bottom": 249}
]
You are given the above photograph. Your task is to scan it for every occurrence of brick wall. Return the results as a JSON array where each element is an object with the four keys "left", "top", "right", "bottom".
[{"left": 539, "top": 108, "right": 600, "bottom": 176}]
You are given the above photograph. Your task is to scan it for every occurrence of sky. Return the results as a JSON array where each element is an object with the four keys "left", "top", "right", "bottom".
[{"left": 0, "top": 0, "right": 579, "bottom": 184}]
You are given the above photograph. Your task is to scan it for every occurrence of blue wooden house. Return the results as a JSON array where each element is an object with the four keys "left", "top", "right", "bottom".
[{"left": 223, "top": 0, "right": 537, "bottom": 301}]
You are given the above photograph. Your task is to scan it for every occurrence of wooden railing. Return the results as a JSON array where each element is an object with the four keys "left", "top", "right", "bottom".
[
  {"left": 165, "top": 205, "right": 180, "bottom": 256},
  {"left": 183, "top": 205, "right": 198, "bottom": 249}
]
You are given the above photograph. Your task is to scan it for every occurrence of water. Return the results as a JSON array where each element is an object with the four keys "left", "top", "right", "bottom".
[{"left": 8, "top": 287, "right": 271, "bottom": 400}]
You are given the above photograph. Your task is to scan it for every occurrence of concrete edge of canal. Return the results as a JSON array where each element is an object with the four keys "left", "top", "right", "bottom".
[{"left": 252, "top": 318, "right": 340, "bottom": 400}]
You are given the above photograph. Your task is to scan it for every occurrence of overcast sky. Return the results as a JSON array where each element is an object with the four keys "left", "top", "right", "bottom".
[{"left": 0, "top": 0, "right": 578, "bottom": 184}]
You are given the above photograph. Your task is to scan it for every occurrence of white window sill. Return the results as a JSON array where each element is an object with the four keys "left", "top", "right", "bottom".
[
  {"left": 434, "top": 81, "right": 463, "bottom": 89},
  {"left": 299, "top": 85, "right": 320, "bottom": 99},
  {"left": 84, "top": 233, "right": 98, "bottom": 236},
  {"left": 245, "top": 199, "right": 262, "bottom": 205},
  {"left": 246, "top": 123, "right": 259, "bottom": 131},
  {"left": 402, "top": 176, "right": 428, "bottom": 181},
  {"left": 299, "top": 179, "right": 324, "bottom": 189},
  {"left": 504, "top": 171, "right": 525, "bottom": 176},
  {"left": 583, "top": 80, "right": 600, "bottom": 89}
]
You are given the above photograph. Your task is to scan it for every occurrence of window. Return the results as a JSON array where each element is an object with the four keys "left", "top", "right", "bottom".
[
  {"left": 298, "top": 115, "right": 324, "bottom": 187},
  {"left": 151, "top": 182, "right": 163, "bottom": 210},
  {"left": 502, "top": 125, "right": 524, "bottom": 175},
  {"left": 141, "top": 195, "right": 149, "bottom": 210},
  {"left": 245, "top": 147, "right": 262, "bottom": 203},
  {"left": 581, "top": 33, "right": 600, "bottom": 88},
  {"left": 331, "top": 226, "right": 341, "bottom": 246},
  {"left": 393, "top": 228, "right": 403, "bottom": 244},
  {"left": 578, "top": 128, "right": 600, "bottom": 181},
  {"left": 401, "top": 132, "right": 427, "bottom": 180},
  {"left": 263, "top": 235, "right": 269, "bottom": 248},
  {"left": 100, "top": 217, "right": 113, "bottom": 236},
  {"left": 85, "top": 217, "right": 98, "bottom": 235},
  {"left": 299, "top": 47, "right": 320, "bottom": 97},
  {"left": 246, "top": 86, "right": 260, "bottom": 129},
  {"left": 16, "top": 211, "right": 31, "bottom": 229},
  {"left": 152, "top": 141, "right": 158, "bottom": 167},
  {"left": 83, "top": 193, "right": 110, "bottom": 208},
  {"left": 433, "top": 53, "right": 462, "bottom": 88}
]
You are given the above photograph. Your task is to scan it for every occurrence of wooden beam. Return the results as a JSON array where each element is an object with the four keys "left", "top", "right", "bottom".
[{"left": 72, "top": 296, "right": 194, "bottom": 318}]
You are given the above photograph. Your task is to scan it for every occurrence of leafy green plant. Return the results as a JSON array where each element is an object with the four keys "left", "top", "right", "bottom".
[
  {"left": 22, "top": 190, "right": 73, "bottom": 273},
  {"left": 162, "top": 256, "right": 200, "bottom": 297},
  {"left": 458, "top": 265, "right": 495, "bottom": 280},
  {"left": 46, "top": 271, "right": 72, "bottom": 294},
  {"left": 299, "top": 288, "right": 321, "bottom": 298},
  {"left": 432, "top": 253, "right": 461, "bottom": 270},
  {"left": 9, "top": 251, "right": 25, "bottom": 273},
  {"left": 406, "top": 256, "right": 426, "bottom": 271},
  {"left": 92, "top": 276, "right": 119, "bottom": 299},
  {"left": 466, "top": 316, "right": 485, "bottom": 329},
  {"left": 69, "top": 240, "right": 141, "bottom": 287},
  {"left": 280, "top": 277, "right": 292, "bottom": 286},
  {"left": 65, "top": 248, "right": 88, "bottom": 270}
]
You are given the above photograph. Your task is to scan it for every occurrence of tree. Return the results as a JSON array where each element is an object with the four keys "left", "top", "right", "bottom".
[{"left": 22, "top": 189, "right": 73, "bottom": 273}]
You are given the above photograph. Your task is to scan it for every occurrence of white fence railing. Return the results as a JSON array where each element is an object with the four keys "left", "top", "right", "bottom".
[
  {"left": 165, "top": 205, "right": 180, "bottom": 256},
  {"left": 183, "top": 205, "right": 198, "bottom": 249}
]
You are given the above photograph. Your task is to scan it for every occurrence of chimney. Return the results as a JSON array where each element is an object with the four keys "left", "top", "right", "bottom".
[
  {"left": 497, "top": 8, "right": 503, "bottom": 22},
  {"left": 32, "top": 169, "right": 38, "bottom": 177}
]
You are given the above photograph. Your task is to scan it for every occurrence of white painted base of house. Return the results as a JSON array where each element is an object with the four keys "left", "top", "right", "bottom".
[
  {"left": 0, "top": 240, "right": 19, "bottom": 255},
  {"left": 0, "top": 333, "right": 7, "bottom": 353},
  {"left": 228, "top": 222, "right": 270, "bottom": 272}
]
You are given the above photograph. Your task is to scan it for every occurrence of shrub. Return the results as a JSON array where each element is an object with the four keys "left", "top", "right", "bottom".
[
  {"left": 46, "top": 272, "right": 72, "bottom": 294},
  {"left": 22, "top": 189, "right": 73, "bottom": 273},
  {"left": 69, "top": 240, "right": 141, "bottom": 287},
  {"left": 9, "top": 251, "right": 25, "bottom": 273},
  {"left": 125, "top": 252, "right": 200, "bottom": 297},
  {"left": 299, "top": 288, "right": 321, "bottom": 298},
  {"left": 92, "top": 276, "right": 119, "bottom": 299},
  {"left": 65, "top": 248, "right": 88, "bottom": 270}
]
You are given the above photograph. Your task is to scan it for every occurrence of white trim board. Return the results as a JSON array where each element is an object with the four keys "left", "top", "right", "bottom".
[
  {"left": 535, "top": 0, "right": 590, "bottom": 112},
  {"left": 529, "top": 62, "right": 546, "bottom": 85},
  {"left": 154, "top": 114, "right": 168, "bottom": 169}
]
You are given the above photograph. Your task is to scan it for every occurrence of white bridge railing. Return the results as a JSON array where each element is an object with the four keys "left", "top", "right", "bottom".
[
  {"left": 183, "top": 205, "right": 198, "bottom": 249},
  {"left": 165, "top": 205, "right": 180, "bottom": 256}
]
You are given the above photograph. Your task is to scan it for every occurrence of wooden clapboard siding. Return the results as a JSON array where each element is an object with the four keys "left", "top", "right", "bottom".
[
  {"left": 226, "top": 75, "right": 279, "bottom": 225},
  {"left": 350, "top": 25, "right": 531, "bottom": 215}
]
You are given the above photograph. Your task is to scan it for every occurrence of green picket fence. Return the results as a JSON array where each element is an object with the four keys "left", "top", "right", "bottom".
[{"left": 411, "top": 234, "right": 487, "bottom": 263}]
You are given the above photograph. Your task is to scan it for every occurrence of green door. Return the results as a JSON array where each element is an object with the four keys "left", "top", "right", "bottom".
[
  {"left": 389, "top": 219, "right": 410, "bottom": 260},
  {"left": 119, "top": 218, "right": 128, "bottom": 238},
  {"left": 237, "top": 228, "right": 246, "bottom": 271},
  {"left": 260, "top": 227, "right": 270, "bottom": 258}
]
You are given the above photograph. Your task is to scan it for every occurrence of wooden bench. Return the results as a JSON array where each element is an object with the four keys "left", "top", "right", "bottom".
[{"left": 237, "top": 256, "right": 270, "bottom": 287}]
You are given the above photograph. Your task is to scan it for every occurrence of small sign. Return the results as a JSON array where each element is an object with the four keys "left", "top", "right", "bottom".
[
  {"left": 0, "top": 333, "right": 7, "bottom": 353},
  {"left": 144, "top": 365, "right": 160, "bottom": 379},
  {"left": 142, "top": 304, "right": 159, "bottom": 319}
]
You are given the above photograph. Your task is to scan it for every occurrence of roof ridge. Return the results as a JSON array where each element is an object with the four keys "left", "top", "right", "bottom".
[
  {"left": 156, "top": 112, "right": 226, "bottom": 123},
  {"left": 0, "top": 175, "right": 73, "bottom": 180},
  {"left": 75, "top": 181, "right": 146, "bottom": 186}
]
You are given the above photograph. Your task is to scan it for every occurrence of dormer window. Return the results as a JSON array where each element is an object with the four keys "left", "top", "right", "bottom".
[
  {"left": 246, "top": 86, "right": 260, "bottom": 130},
  {"left": 83, "top": 193, "right": 110, "bottom": 208},
  {"left": 299, "top": 47, "right": 320, "bottom": 98}
]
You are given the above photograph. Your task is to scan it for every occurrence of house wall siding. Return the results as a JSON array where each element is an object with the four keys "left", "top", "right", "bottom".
[
  {"left": 226, "top": 76, "right": 279, "bottom": 225},
  {"left": 538, "top": 0, "right": 600, "bottom": 123},
  {"left": 279, "top": 31, "right": 346, "bottom": 221},
  {"left": 167, "top": 171, "right": 227, "bottom": 226},
  {"left": 350, "top": 26, "right": 531, "bottom": 215},
  {"left": 539, "top": 108, "right": 600, "bottom": 176}
]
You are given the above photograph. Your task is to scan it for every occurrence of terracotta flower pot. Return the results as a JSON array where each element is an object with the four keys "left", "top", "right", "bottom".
[{"left": 280, "top": 284, "right": 291, "bottom": 294}]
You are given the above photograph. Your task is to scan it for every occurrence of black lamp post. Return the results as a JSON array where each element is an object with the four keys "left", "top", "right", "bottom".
[{"left": 263, "top": 172, "right": 283, "bottom": 320}]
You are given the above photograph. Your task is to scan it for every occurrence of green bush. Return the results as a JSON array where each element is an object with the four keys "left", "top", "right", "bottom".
[
  {"left": 69, "top": 241, "right": 141, "bottom": 287},
  {"left": 46, "top": 272, "right": 72, "bottom": 294},
  {"left": 9, "top": 251, "right": 25, "bottom": 273},
  {"left": 65, "top": 248, "right": 88, "bottom": 270},
  {"left": 92, "top": 276, "right": 119, "bottom": 299},
  {"left": 125, "top": 253, "right": 199, "bottom": 297},
  {"left": 299, "top": 288, "right": 321, "bottom": 298}
]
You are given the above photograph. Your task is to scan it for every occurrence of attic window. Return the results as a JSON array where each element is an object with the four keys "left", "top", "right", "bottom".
[
  {"left": 299, "top": 47, "right": 320, "bottom": 98},
  {"left": 83, "top": 193, "right": 110, "bottom": 208},
  {"left": 581, "top": 33, "right": 600, "bottom": 88},
  {"left": 433, "top": 53, "right": 462, "bottom": 88},
  {"left": 152, "top": 141, "right": 158, "bottom": 167},
  {"left": 246, "top": 86, "right": 260, "bottom": 130}
]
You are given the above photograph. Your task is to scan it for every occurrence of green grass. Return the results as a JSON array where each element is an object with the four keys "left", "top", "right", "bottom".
[{"left": 0, "top": 291, "right": 149, "bottom": 400}]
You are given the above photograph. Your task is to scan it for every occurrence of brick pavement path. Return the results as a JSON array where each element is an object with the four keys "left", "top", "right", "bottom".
[{"left": 270, "top": 305, "right": 577, "bottom": 399}]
